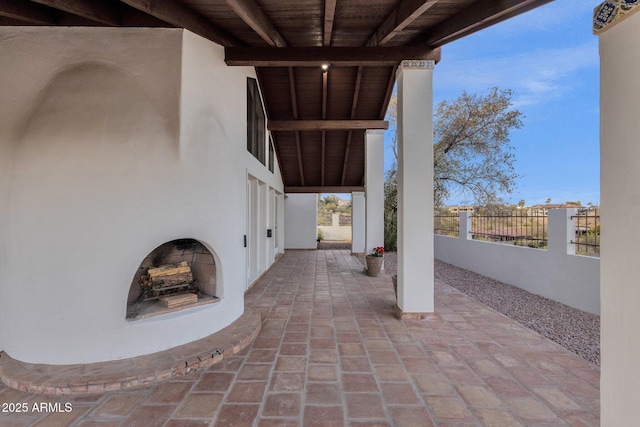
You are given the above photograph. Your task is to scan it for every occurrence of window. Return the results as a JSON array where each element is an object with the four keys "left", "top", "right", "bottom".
[
  {"left": 247, "top": 78, "right": 265, "bottom": 164},
  {"left": 268, "top": 137, "right": 275, "bottom": 173}
]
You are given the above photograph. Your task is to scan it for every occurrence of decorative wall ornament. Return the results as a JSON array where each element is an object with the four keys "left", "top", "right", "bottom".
[
  {"left": 594, "top": 0, "right": 640, "bottom": 34},
  {"left": 400, "top": 60, "right": 435, "bottom": 69}
]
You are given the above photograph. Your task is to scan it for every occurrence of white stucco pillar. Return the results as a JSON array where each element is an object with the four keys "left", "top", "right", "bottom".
[
  {"left": 596, "top": 3, "right": 640, "bottom": 424},
  {"left": 365, "top": 130, "right": 385, "bottom": 258},
  {"left": 548, "top": 208, "right": 576, "bottom": 256},
  {"left": 351, "top": 191, "right": 366, "bottom": 254},
  {"left": 396, "top": 60, "right": 435, "bottom": 318}
]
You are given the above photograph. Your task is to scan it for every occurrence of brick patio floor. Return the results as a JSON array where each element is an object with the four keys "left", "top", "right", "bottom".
[{"left": 0, "top": 249, "right": 599, "bottom": 426}]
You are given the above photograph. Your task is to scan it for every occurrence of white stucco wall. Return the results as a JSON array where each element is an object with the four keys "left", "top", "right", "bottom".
[
  {"left": 599, "top": 10, "right": 640, "bottom": 425},
  {"left": 435, "top": 211, "right": 600, "bottom": 315},
  {"left": 284, "top": 194, "right": 318, "bottom": 249},
  {"left": 0, "top": 27, "right": 283, "bottom": 364}
]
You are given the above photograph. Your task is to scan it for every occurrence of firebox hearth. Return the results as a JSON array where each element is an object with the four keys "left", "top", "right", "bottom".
[{"left": 127, "top": 239, "right": 219, "bottom": 320}]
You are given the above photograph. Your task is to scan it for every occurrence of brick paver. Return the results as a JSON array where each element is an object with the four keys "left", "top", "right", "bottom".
[{"left": 0, "top": 250, "right": 599, "bottom": 426}]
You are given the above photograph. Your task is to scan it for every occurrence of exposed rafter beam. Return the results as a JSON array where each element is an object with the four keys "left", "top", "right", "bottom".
[
  {"left": 269, "top": 120, "right": 388, "bottom": 132},
  {"left": 120, "top": 0, "right": 242, "bottom": 46},
  {"left": 295, "top": 132, "right": 305, "bottom": 186},
  {"left": 0, "top": 0, "right": 56, "bottom": 25},
  {"left": 323, "top": 0, "right": 337, "bottom": 46},
  {"left": 288, "top": 67, "right": 298, "bottom": 119},
  {"left": 225, "top": 46, "right": 441, "bottom": 66},
  {"left": 342, "top": 67, "right": 363, "bottom": 186},
  {"left": 341, "top": 132, "right": 353, "bottom": 186},
  {"left": 226, "top": 0, "right": 286, "bottom": 47},
  {"left": 31, "top": 0, "right": 120, "bottom": 25},
  {"left": 367, "top": 0, "right": 438, "bottom": 46},
  {"left": 321, "top": 131, "right": 326, "bottom": 186},
  {"left": 286, "top": 186, "right": 365, "bottom": 194},
  {"left": 380, "top": 65, "right": 398, "bottom": 119},
  {"left": 415, "top": 0, "right": 552, "bottom": 48}
]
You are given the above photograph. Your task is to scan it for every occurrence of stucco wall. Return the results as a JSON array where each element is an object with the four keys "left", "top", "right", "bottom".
[
  {"left": 599, "top": 10, "right": 640, "bottom": 425},
  {"left": 0, "top": 27, "right": 283, "bottom": 364},
  {"left": 435, "top": 210, "right": 600, "bottom": 315},
  {"left": 284, "top": 194, "right": 318, "bottom": 249}
]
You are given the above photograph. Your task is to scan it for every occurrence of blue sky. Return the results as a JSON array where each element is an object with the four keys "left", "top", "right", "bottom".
[{"left": 384, "top": 0, "right": 601, "bottom": 207}]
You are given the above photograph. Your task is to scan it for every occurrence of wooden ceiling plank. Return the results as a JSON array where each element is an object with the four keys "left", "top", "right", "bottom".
[
  {"left": 120, "top": 0, "right": 241, "bottom": 47},
  {"left": 268, "top": 120, "right": 388, "bottom": 131},
  {"left": 0, "top": 0, "right": 56, "bottom": 24},
  {"left": 367, "top": 0, "right": 438, "bottom": 46},
  {"left": 31, "top": 0, "right": 120, "bottom": 25},
  {"left": 225, "top": 0, "right": 286, "bottom": 47},
  {"left": 416, "top": 0, "right": 552, "bottom": 48},
  {"left": 323, "top": 0, "right": 337, "bottom": 46},
  {"left": 286, "top": 186, "right": 365, "bottom": 193},
  {"left": 225, "top": 46, "right": 441, "bottom": 66}
]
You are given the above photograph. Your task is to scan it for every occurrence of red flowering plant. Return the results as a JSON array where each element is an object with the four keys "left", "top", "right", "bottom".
[{"left": 370, "top": 246, "right": 385, "bottom": 257}]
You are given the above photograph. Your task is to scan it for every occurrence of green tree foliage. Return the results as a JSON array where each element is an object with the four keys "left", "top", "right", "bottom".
[
  {"left": 383, "top": 88, "right": 523, "bottom": 248},
  {"left": 383, "top": 166, "right": 398, "bottom": 251},
  {"left": 433, "top": 88, "right": 523, "bottom": 206}
]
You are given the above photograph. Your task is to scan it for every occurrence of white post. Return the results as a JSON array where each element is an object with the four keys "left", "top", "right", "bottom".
[
  {"left": 396, "top": 60, "right": 435, "bottom": 318},
  {"left": 548, "top": 208, "right": 576, "bottom": 255},
  {"left": 460, "top": 211, "right": 472, "bottom": 240},
  {"left": 365, "top": 130, "right": 385, "bottom": 258},
  {"left": 596, "top": 4, "right": 640, "bottom": 424},
  {"left": 351, "top": 191, "right": 366, "bottom": 254}
]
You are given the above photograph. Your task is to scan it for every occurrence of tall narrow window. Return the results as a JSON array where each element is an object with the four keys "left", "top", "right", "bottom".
[
  {"left": 247, "top": 78, "right": 265, "bottom": 164},
  {"left": 268, "top": 137, "right": 275, "bottom": 173}
]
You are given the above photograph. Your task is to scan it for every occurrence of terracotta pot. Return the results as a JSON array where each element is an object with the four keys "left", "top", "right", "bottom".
[{"left": 365, "top": 255, "right": 383, "bottom": 277}]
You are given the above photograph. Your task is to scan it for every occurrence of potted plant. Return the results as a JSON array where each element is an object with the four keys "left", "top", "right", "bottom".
[{"left": 365, "top": 246, "right": 384, "bottom": 277}]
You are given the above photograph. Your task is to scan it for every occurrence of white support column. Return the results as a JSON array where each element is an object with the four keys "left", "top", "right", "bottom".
[
  {"left": 548, "top": 208, "right": 576, "bottom": 256},
  {"left": 351, "top": 191, "right": 366, "bottom": 254},
  {"left": 596, "top": 4, "right": 640, "bottom": 424},
  {"left": 365, "top": 130, "right": 385, "bottom": 259},
  {"left": 396, "top": 59, "right": 435, "bottom": 319},
  {"left": 460, "top": 211, "right": 472, "bottom": 240}
]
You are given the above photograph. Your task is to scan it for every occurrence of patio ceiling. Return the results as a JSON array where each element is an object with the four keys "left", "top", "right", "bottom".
[{"left": 1, "top": 0, "right": 551, "bottom": 193}]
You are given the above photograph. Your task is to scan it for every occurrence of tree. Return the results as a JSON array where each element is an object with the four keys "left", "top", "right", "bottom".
[
  {"left": 383, "top": 87, "right": 523, "bottom": 247},
  {"left": 387, "top": 87, "right": 523, "bottom": 207},
  {"left": 383, "top": 166, "right": 398, "bottom": 251},
  {"left": 433, "top": 88, "right": 523, "bottom": 206}
]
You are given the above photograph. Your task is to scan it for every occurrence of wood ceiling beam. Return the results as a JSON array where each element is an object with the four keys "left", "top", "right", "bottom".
[
  {"left": 0, "top": 0, "right": 56, "bottom": 24},
  {"left": 321, "top": 131, "right": 326, "bottom": 186},
  {"left": 341, "top": 132, "right": 353, "bottom": 186},
  {"left": 120, "top": 0, "right": 242, "bottom": 46},
  {"left": 269, "top": 120, "right": 388, "bottom": 132},
  {"left": 415, "top": 0, "right": 552, "bottom": 48},
  {"left": 226, "top": 0, "right": 286, "bottom": 47},
  {"left": 380, "top": 65, "right": 398, "bottom": 119},
  {"left": 295, "top": 132, "right": 305, "bottom": 186},
  {"left": 286, "top": 67, "right": 305, "bottom": 185},
  {"left": 225, "top": 46, "right": 441, "bottom": 66},
  {"left": 367, "top": 0, "right": 438, "bottom": 46},
  {"left": 323, "top": 0, "right": 337, "bottom": 46},
  {"left": 285, "top": 186, "right": 365, "bottom": 194},
  {"left": 30, "top": 0, "right": 120, "bottom": 25},
  {"left": 342, "top": 67, "right": 362, "bottom": 186}
]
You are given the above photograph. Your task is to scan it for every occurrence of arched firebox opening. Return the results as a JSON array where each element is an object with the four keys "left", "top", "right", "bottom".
[{"left": 126, "top": 239, "right": 219, "bottom": 320}]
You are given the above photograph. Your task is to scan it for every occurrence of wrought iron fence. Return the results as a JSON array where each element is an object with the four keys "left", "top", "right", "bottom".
[
  {"left": 434, "top": 212, "right": 459, "bottom": 237},
  {"left": 571, "top": 208, "right": 600, "bottom": 257},
  {"left": 471, "top": 211, "right": 548, "bottom": 249}
]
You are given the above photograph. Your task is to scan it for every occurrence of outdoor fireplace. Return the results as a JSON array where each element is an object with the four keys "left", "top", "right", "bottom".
[{"left": 127, "top": 239, "right": 219, "bottom": 320}]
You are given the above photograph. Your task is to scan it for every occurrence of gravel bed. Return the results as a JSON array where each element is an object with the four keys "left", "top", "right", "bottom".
[{"left": 381, "top": 252, "right": 600, "bottom": 366}]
